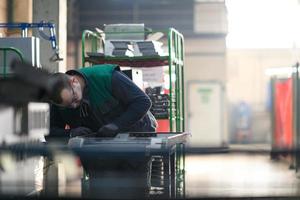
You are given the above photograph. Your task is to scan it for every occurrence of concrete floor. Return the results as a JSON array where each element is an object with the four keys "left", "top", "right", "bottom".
[
  {"left": 185, "top": 151, "right": 300, "bottom": 198},
  {"left": 58, "top": 145, "right": 300, "bottom": 199},
  {"left": 5, "top": 144, "right": 299, "bottom": 199}
]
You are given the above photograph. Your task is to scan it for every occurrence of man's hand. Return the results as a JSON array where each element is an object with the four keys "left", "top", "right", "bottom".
[
  {"left": 69, "top": 127, "right": 93, "bottom": 138},
  {"left": 97, "top": 123, "right": 119, "bottom": 137}
]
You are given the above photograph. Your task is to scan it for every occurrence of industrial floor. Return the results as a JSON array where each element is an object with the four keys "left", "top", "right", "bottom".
[
  {"left": 185, "top": 144, "right": 300, "bottom": 199},
  {"left": 3, "top": 144, "right": 300, "bottom": 199},
  {"left": 57, "top": 144, "right": 300, "bottom": 199}
]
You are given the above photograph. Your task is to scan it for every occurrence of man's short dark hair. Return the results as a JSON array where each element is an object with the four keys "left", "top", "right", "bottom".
[{"left": 49, "top": 73, "right": 71, "bottom": 105}]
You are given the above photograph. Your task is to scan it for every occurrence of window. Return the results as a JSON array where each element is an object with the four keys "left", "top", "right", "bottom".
[{"left": 226, "top": 0, "right": 300, "bottom": 48}]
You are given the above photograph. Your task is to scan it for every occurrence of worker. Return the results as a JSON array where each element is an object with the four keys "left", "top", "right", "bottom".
[{"left": 48, "top": 64, "right": 157, "bottom": 138}]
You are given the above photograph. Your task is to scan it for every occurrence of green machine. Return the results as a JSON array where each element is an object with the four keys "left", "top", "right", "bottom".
[{"left": 0, "top": 47, "right": 24, "bottom": 77}]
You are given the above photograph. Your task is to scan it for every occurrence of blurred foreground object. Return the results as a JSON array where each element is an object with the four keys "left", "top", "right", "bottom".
[
  {"left": 0, "top": 59, "right": 54, "bottom": 144},
  {"left": 0, "top": 60, "right": 56, "bottom": 103}
]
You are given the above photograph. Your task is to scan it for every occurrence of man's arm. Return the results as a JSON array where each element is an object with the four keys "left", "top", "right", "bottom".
[{"left": 111, "top": 70, "right": 152, "bottom": 131}]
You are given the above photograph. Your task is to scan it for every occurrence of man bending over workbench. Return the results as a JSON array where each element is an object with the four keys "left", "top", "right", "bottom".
[{"left": 48, "top": 64, "right": 157, "bottom": 139}]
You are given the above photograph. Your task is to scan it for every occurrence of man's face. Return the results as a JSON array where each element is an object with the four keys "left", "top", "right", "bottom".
[{"left": 60, "top": 76, "right": 83, "bottom": 108}]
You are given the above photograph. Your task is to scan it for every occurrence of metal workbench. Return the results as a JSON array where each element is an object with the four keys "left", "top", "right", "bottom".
[
  {"left": 0, "top": 132, "right": 189, "bottom": 198},
  {"left": 68, "top": 132, "right": 189, "bottom": 199}
]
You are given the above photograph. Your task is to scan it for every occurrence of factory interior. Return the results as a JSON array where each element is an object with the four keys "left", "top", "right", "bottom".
[{"left": 1, "top": 0, "right": 300, "bottom": 199}]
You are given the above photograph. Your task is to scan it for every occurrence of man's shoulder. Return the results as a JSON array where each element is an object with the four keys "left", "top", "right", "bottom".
[{"left": 79, "top": 64, "right": 120, "bottom": 75}]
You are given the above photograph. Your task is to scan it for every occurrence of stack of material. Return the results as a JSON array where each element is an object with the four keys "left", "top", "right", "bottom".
[
  {"left": 103, "top": 24, "right": 167, "bottom": 57},
  {"left": 136, "top": 41, "right": 163, "bottom": 56},
  {"left": 104, "top": 24, "right": 145, "bottom": 40},
  {"left": 146, "top": 87, "right": 169, "bottom": 119},
  {"left": 150, "top": 94, "right": 169, "bottom": 119},
  {"left": 104, "top": 24, "right": 144, "bottom": 57},
  {"left": 110, "top": 41, "right": 134, "bottom": 57}
]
